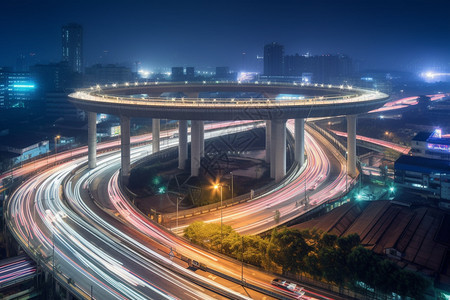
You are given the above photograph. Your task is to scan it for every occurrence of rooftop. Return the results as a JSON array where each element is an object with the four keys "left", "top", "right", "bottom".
[
  {"left": 395, "top": 155, "right": 450, "bottom": 173},
  {"left": 291, "top": 201, "right": 450, "bottom": 285}
]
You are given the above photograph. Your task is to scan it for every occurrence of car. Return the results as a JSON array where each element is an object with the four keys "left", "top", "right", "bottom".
[{"left": 271, "top": 278, "right": 305, "bottom": 298}]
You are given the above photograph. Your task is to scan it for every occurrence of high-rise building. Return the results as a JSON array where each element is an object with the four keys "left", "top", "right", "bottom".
[
  {"left": 84, "top": 64, "right": 133, "bottom": 86},
  {"left": 0, "top": 67, "right": 36, "bottom": 109},
  {"left": 284, "top": 53, "right": 353, "bottom": 84},
  {"left": 185, "top": 67, "right": 195, "bottom": 80},
  {"left": 171, "top": 67, "right": 184, "bottom": 81},
  {"left": 30, "top": 62, "right": 83, "bottom": 121},
  {"left": 62, "top": 23, "right": 83, "bottom": 73},
  {"left": 264, "top": 42, "right": 284, "bottom": 76}
]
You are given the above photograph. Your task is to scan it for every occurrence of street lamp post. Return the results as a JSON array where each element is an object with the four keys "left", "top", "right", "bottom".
[
  {"left": 176, "top": 196, "right": 183, "bottom": 231},
  {"left": 54, "top": 135, "right": 60, "bottom": 164},
  {"left": 241, "top": 236, "right": 244, "bottom": 283},
  {"left": 345, "top": 151, "right": 348, "bottom": 193},
  {"left": 214, "top": 184, "right": 223, "bottom": 252},
  {"left": 230, "top": 172, "right": 233, "bottom": 203},
  {"left": 52, "top": 230, "right": 56, "bottom": 297}
]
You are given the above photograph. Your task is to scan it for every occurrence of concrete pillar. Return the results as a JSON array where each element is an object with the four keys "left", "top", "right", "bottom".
[
  {"left": 191, "top": 121, "right": 201, "bottom": 177},
  {"left": 178, "top": 120, "right": 188, "bottom": 170},
  {"left": 265, "top": 120, "right": 271, "bottom": 163},
  {"left": 120, "top": 116, "right": 131, "bottom": 180},
  {"left": 152, "top": 118, "right": 160, "bottom": 153},
  {"left": 270, "top": 121, "right": 276, "bottom": 178},
  {"left": 272, "top": 119, "right": 287, "bottom": 182},
  {"left": 199, "top": 121, "right": 205, "bottom": 157},
  {"left": 87, "top": 112, "right": 97, "bottom": 169},
  {"left": 295, "top": 118, "right": 305, "bottom": 165},
  {"left": 347, "top": 114, "right": 357, "bottom": 177}
]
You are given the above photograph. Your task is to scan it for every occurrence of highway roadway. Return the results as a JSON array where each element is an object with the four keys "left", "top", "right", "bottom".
[
  {"left": 5, "top": 121, "right": 347, "bottom": 300},
  {"left": 74, "top": 121, "right": 348, "bottom": 299}
]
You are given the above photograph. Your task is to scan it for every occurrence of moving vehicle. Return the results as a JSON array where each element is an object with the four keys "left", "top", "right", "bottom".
[{"left": 271, "top": 278, "right": 305, "bottom": 298}]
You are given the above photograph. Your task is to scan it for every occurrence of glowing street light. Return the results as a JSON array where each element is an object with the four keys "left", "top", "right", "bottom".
[{"left": 214, "top": 184, "right": 223, "bottom": 252}]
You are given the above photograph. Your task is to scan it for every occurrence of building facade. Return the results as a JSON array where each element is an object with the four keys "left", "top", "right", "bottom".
[
  {"left": 84, "top": 64, "right": 133, "bottom": 86},
  {"left": 62, "top": 23, "right": 83, "bottom": 73},
  {"left": 0, "top": 67, "right": 36, "bottom": 109},
  {"left": 264, "top": 42, "right": 284, "bottom": 76},
  {"left": 395, "top": 130, "right": 450, "bottom": 207}
]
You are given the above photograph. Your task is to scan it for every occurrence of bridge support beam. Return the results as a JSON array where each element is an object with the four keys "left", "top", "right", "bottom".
[
  {"left": 120, "top": 116, "right": 131, "bottom": 182},
  {"left": 199, "top": 121, "right": 205, "bottom": 157},
  {"left": 152, "top": 118, "right": 160, "bottom": 153},
  {"left": 178, "top": 120, "right": 188, "bottom": 170},
  {"left": 347, "top": 114, "right": 357, "bottom": 177},
  {"left": 271, "top": 119, "right": 287, "bottom": 182},
  {"left": 265, "top": 120, "right": 271, "bottom": 163},
  {"left": 191, "top": 120, "right": 201, "bottom": 177},
  {"left": 295, "top": 118, "right": 305, "bottom": 166},
  {"left": 87, "top": 112, "right": 97, "bottom": 169}
]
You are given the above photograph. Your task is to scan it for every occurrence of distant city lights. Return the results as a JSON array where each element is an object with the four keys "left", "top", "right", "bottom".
[
  {"left": 237, "top": 71, "right": 258, "bottom": 82},
  {"left": 421, "top": 71, "right": 450, "bottom": 82}
]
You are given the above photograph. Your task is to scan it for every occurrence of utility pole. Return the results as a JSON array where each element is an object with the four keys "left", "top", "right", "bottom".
[
  {"left": 241, "top": 236, "right": 244, "bottom": 283},
  {"left": 230, "top": 172, "right": 234, "bottom": 203}
]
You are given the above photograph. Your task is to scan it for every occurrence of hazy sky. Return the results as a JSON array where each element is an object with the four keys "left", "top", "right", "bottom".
[{"left": 1, "top": 0, "right": 449, "bottom": 72}]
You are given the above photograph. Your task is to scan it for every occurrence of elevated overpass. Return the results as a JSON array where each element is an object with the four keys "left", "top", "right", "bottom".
[{"left": 69, "top": 81, "right": 389, "bottom": 182}]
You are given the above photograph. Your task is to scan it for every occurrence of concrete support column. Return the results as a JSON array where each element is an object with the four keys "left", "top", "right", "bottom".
[
  {"left": 270, "top": 121, "right": 276, "bottom": 178},
  {"left": 152, "top": 118, "right": 160, "bottom": 153},
  {"left": 87, "top": 112, "right": 97, "bottom": 169},
  {"left": 120, "top": 116, "right": 131, "bottom": 180},
  {"left": 199, "top": 121, "right": 205, "bottom": 157},
  {"left": 271, "top": 119, "right": 287, "bottom": 182},
  {"left": 178, "top": 120, "right": 188, "bottom": 170},
  {"left": 347, "top": 114, "right": 357, "bottom": 177},
  {"left": 295, "top": 118, "right": 305, "bottom": 165},
  {"left": 265, "top": 120, "right": 271, "bottom": 163},
  {"left": 191, "top": 120, "right": 201, "bottom": 177}
]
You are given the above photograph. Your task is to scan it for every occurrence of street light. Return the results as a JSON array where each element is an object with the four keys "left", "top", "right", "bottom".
[
  {"left": 241, "top": 236, "right": 244, "bottom": 284},
  {"left": 230, "top": 172, "right": 233, "bottom": 203},
  {"left": 214, "top": 184, "right": 223, "bottom": 252},
  {"left": 54, "top": 135, "right": 60, "bottom": 164},
  {"left": 345, "top": 151, "right": 348, "bottom": 193},
  {"left": 54, "top": 135, "right": 60, "bottom": 154},
  {"left": 176, "top": 196, "right": 183, "bottom": 231}
]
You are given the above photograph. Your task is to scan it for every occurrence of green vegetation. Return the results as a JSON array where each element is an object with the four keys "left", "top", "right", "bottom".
[{"left": 184, "top": 222, "right": 430, "bottom": 299}]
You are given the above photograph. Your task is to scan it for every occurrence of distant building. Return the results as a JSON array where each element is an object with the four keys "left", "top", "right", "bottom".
[
  {"left": 0, "top": 67, "right": 36, "bottom": 109},
  {"left": 0, "top": 135, "right": 49, "bottom": 166},
  {"left": 84, "top": 64, "right": 133, "bottom": 86},
  {"left": 284, "top": 54, "right": 353, "bottom": 84},
  {"left": 264, "top": 42, "right": 284, "bottom": 76},
  {"left": 30, "top": 62, "right": 74, "bottom": 92},
  {"left": 30, "top": 62, "right": 83, "bottom": 121},
  {"left": 395, "top": 130, "right": 450, "bottom": 207},
  {"left": 62, "top": 23, "right": 83, "bottom": 73},
  {"left": 215, "top": 67, "right": 236, "bottom": 80},
  {"left": 185, "top": 67, "right": 195, "bottom": 80},
  {"left": 409, "top": 130, "right": 450, "bottom": 161},
  {"left": 171, "top": 67, "right": 184, "bottom": 81}
]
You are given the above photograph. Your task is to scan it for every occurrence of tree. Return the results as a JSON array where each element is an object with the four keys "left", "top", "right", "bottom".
[
  {"left": 303, "top": 252, "right": 322, "bottom": 280},
  {"left": 337, "top": 234, "right": 360, "bottom": 255},
  {"left": 374, "top": 259, "right": 398, "bottom": 295},
  {"left": 347, "top": 246, "right": 379, "bottom": 287},
  {"left": 270, "top": 228, "right": 311, "bottom": 274},
  {"left": 318, "top": 247, "right": 347, "bottom": 286},
  {"left": 395, "top": 269, "right": 430, "bottom": 299}
]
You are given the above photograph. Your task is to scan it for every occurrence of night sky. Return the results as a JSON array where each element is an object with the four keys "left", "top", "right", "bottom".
[{"left": 1, "top": 0, "right": 449, "bottom": 72}]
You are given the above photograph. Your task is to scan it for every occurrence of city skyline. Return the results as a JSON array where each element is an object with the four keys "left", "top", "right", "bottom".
[{"left": 1, "top": 0, "right": 449, "bottom": 73}]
